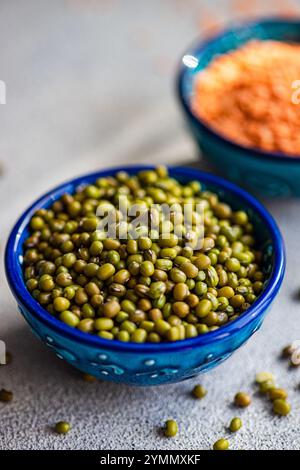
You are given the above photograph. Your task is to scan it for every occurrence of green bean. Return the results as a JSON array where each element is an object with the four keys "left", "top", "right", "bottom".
[
  {"left": 213, "top": 438, "right": 229, "bottom": 450},
  {"left": 164, "top": 420, "right": 178, "bottom": 437},
  {"left": 234, "top": 392, "right": 251, "bottom": 407},
  {"left": 229, "top": 417, "right": 242, "bottom": 432},
  {"left": 55, "top": 421, "right": 71, "bottom": 434},
  {"left": 59, "top": 310, "right": 80, "bottom": 327}
]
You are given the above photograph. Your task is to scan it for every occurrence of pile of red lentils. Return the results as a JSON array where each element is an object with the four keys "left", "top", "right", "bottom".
[{"left": 193, "top": 40, "right": 300, "bottom": 155}]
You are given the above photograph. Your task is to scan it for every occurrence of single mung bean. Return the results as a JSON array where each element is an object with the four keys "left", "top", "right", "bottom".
[
  {"left": 26, "top": 279, "right": 39, "bottom": 294},
  {"left": 121, "top": 299, "right": 136, "bottom": 314},
  {"left": 101, "top": 300, "right": 121, "bottom": 318},
  {"left": 85, "top": 282, "right": 100, "bottom": 296},
  {"left": 75, "top": 288, "right": 88, "bottom": 305},
  {"left": 30, "top": 216, "right": 45, "bottom": 230},
  {"left": 127, "top": 239, "right": 138, "bottom": 254},
  {"left": 60, "top": 310, "right": 80, "bottom": 327},
  {"left": 140, "top": 320, "right": 154, "bottom": 332},
  {"left": 111, "top": 283, "right": 128, "bottom": 300},
  {"left": 160, "top": 248, "right": 177, "bottom": 259},
  {"left": 90, "top": 294, "right": 104, "bottom": 308},
  {"left": 192, "top": 384, "right": 207, "bottom": 399},
  {"left": 185, "top": 324, "right": 197, "bottom": 337},
  {"left": 181, "top": 262, "right": 198, "bottom": 279},
  {"left": 203, "top": 311, "right": 218, "bottom": 326},
  {"left": 201, "top": 237, "right": 215, "bottom": 252},
  {"left": 56, "top": 272, "right": 73, "bottom": 287},
  {"left": 195, "top": 299, "right": 212, "bottom": 318},
  {"left": 23, "top": 167, "right": 266, "bottom": 343},
  {"left": 138, "top": 237, "right": 152, "bottom": 250},
  {"left": 173, "top": 283, "right": 189, "bottom": 301},
  {"left": 113, "top": 269, "right": 130, "bottom": 284},
  {"left": 140, "top": 261, "right": 155, "bottom": 277},
  {"left": 253, "top": 281, "right": 263, "bottom": 294},
  {"left": 97, "top": 263, "right": 115, "bottom": 280},
  {"left": 98, "top": 331, "right": 114, "bottom": 340},
  {"left": 149, "top": 281, "right": 166, "bottom": 299},
  {"left": 120, "top": 320, "right": 137, "bottom": 334},
  {"left": 138, "top": 298, "right": 152, "bottom": 311},
  {"left": 53, "top": 297, "right": 70, "bottom": 313},
  {"left": 230, "top": 295, "right": 245, "bottom": 308},
  {"left": 259, "top": 378, "right": 276, "bottom": 393},
  {"left": 128, "top": 261, "right": 140, "bottom": 276},
  {"left": 103, "top": 239, "right": 120, "bottom": 250},
  {"left": 117, "top": 330, "right": 130, "bottom": 342},
  {"left": 158, "top": 234, "right": 178, "bottom": 248},
  {"left": 149, "top": 308, "right": 163, "bottom": 322},
  {"left": 148, "top": 332, "right": 161, "bottom": 342},
  {"left": 213, "top": 438, "right": 229, "bottom": 450},
  {"left": 39, "top": 276, "right": 55, "bottom": 292},
  {"left": 186, "top": 293, "right": 199, "bottom": 308},
  {"left": 131, "top": 328, "right": 147, "bottom": 343},
  {"left": 55, "top": 421, "right": 71, "bottom": 434},
  {"left": 82, "top": 373, "right": 96, "bottom": 382},
  {"left": 194, "top": 281, "right": 208, "bottom": 296},
  {"left": 94, "top": 318, "right": 114, "bottom": 331},
  {"left": 225, "top": 257, "right": 241, "bottom": 272},
  {"left": 0, "top": 389, "right": 13, "bottom": 402},
  {"left": 129, "top": 309, "right": 146, "bottom": 324},
  {"left": 106, "top": 250, "right": 120, "bottom": 265},
  {"left": 255, "top": 371, "right": 274, "bottom": 384},
  {"left": 169, "top": 268, "right": 186, "bottom": 283},
  {"left": 229, "top": 417, "right": 242, "bottom": 432},
  {"left": 282, "top": 344, "right": 295, "bottom": 357},
  {"left": 197, "top": 324, "right": 209, "bottom": 334},
  {"left": 155, "top": 259, "right": 173, "bottom": 271},
  {"left": 193, "top": 253, "right": 211, "bottom": 270},
  {"left": 172, "top": 301, "right": 189, "bottom": 318},
  {"left": 233, "top": 211, "right": 248, "bottom": 225},
  {"left": 273, "top": 399, "right": 291, "bottom": 416},
  {"left": 155, "top": 319, "right": 171, "bottom": 336},
  {"left": 164, "top": 419, "right": 178, "bottom": 437},
  {"left": 89, "top": 241, "right": 103, "bottom": 256}
]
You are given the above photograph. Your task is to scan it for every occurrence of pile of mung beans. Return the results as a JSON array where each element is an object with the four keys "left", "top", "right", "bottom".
[{"left": 23, "top": 167, "right": 266, "bottom": 343}]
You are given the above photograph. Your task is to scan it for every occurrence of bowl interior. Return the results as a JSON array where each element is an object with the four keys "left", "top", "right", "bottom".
[
  {"left": 180, "top": 17, "right": 300, "bottom": 110},
  {"left": 5, "top": 165, "right": 285, "bottom": 352},
  {"left": 179, "top": 18, "right": 300, "bottom": 147}
]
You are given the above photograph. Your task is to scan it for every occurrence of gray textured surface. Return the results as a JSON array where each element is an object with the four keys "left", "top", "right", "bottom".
[{"left": 0, "top": 0, "right": 300, "bottom": 450}]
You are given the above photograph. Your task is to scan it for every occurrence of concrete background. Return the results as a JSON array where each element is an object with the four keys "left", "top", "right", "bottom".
[{"left": 0, "top": 0, "right": 299, "bottom": 450}]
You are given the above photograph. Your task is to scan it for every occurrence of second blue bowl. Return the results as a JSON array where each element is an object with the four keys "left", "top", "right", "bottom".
[
  {"left": 177, "top": 17, "right": 300, "bottom": 197},
  {"left": 5, "top": 166, "right": 285, "bottom": 386}
]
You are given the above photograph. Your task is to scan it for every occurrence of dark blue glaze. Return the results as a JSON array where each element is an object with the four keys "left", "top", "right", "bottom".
[{"left": 5, "top": 165, "right": 285, "bottom": 385}]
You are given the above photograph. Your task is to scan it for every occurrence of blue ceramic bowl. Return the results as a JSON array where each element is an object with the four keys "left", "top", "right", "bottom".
[
  {"left": 5, "top": 166, "right": 285, "bottom": 386},
  {"left": 177, "top": 17, "right": 300, "bottom": 197}
]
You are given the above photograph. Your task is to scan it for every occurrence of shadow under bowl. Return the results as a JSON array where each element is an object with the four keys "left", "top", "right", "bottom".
[
  {"left": 177, "top": 16, "right": 300, "bottom": 197},
  {"left": 5, "top": 165, "right": 285, "bottom": 386}
]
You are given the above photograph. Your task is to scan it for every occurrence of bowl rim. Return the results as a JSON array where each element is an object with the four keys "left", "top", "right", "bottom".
[
  {"left": 177, "top": 15, "right": 300, "bottom": 163},
  {"left": 5, "top": 165, "right": 285, "bottom": 353}
]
